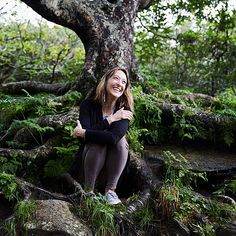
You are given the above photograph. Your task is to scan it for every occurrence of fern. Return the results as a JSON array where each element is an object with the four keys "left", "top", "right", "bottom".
[
  {"left": 0, "top": 156, "right": 22, "bottom": 175},
  {"left": 127, "top": 126, "right": 148, "bottom": 152},
  {"left": 0, "top": 173, "right": 18, "bottom": 201},
  {"left": 44, "top": 142, "right": 77, "bottom": 177}
]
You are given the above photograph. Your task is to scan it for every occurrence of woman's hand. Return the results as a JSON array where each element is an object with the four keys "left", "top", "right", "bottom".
[
  {"left": 73, "top": 120, "right": 85, "bottom": 138},
  {"left": 107, "top": 107, "right": 133, "bottom": 124}
]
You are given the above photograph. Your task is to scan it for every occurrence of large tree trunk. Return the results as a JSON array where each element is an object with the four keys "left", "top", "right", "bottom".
[{"left": 19, "top": 0, "right": 152, "bottom": 92}]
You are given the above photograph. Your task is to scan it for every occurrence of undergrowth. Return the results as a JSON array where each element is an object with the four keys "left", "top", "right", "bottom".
[{"left": 157, "top": 151, "right": 236, "bottom": 235}]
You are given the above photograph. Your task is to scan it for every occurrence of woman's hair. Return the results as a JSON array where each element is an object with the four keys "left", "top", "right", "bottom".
[{"left": 95, "top": 66, "right": 134, "bottom": 111}]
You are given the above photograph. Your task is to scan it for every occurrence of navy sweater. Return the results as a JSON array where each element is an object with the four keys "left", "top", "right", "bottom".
[
  {"left": 80, "top": 99, "right": 130, "bottom": 145},
  {"left": 69, "top": 98, "right": 130, "bottom": 180}
]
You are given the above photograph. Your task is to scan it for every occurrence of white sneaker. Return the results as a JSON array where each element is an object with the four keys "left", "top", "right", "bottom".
[{"left": 105, "top": 191, "right": 122, "bottom": 205}]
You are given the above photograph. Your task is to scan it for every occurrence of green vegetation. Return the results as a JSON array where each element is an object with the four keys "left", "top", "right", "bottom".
[
  {"left": 0, "top": 21, "right": 84, "bottom": 84},
  {"left": 136, "top": 0, "right": 236, "bottom": 95},
  {"left": 0, "top": 1, "right": 236, "bottom": 235},
  {"left": 0, "top": 199, "right": 36, "bottom": 236},
  {"left": 157, "top": 151, "right": 236, "bottom": 235},
  {"left": 77, "top": 194, "right": 117, "bottom": 236},
  {"left": 15, "top": 200, "right": 36, "bottom": 224},
  {"left": 131, "top": 86, "right": 236, "bottom": 147},
  {"left": 0, "top": 173, "right": 18, "bottom": 201}
]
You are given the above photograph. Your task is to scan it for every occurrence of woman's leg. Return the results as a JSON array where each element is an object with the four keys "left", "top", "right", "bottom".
[
  {"left": 83, "top": 143, "right": 107, "bottom": 191},
  {"left": 105, "top": 136, "right": 129, "bottom": 191}
]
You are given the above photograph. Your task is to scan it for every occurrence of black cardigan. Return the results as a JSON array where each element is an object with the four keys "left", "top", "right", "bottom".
[{"left": 69, "top": 98, "right": 131, "bottom": 182}]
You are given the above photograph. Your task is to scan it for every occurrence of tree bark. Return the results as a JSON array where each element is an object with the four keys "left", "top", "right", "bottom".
[
  {"left": 156, "top": 101, "right": 235, "bottom": 128},
  {"left": 0, "top": 81, "right": 72, "bottom": 95},
  {"left": 0, "top": 136, "right": 60, "bottom": 160},
  {"left": 20, "top": 0, "right": 153, "bottom": 92}
]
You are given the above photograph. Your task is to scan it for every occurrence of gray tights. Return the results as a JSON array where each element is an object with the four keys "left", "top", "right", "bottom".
[{"left": 82, "top": 136, "right": 128, "bottom": 191}]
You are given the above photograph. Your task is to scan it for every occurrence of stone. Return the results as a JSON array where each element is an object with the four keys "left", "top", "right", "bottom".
[{"left": 25, "top": 199, "right": 92, "bottom": 236}]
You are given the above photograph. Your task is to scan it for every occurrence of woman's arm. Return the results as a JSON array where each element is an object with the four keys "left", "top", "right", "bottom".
[
  {"left": 85, "top": 119, "right": 129, "bottom": 144},
  {"left": 106, "top": 107, "right": 133, "bottom": 125},
  {"left": 79, "top": 99, "right": 110, "bottom": 130}
]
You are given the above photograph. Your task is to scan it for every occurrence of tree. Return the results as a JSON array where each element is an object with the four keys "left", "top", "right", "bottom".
[
  {"left": 0, "top": 2, "right": 155, "bottom": 234},
  {"left": 17, "top": 0, "right": 152, "bottom": 93}
]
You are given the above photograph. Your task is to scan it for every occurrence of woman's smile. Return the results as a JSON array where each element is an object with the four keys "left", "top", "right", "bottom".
[{"left": 106, "top": 70, "right": 127, "bottom": 99}]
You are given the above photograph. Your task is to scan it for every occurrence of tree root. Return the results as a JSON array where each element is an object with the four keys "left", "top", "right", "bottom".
[
  {"left": 0, "top": 107, "right": 79, "bottom": 146},
  {"left": 15, "top": 174, "right": 84, "bottom": 205},
  {"left": 0, "top": 136, "right": 60, "bottom": 160},
  {"left": 0, "top": 81, "right": 72, "bottom": 95},
  {"left": 156, "top": 101, "right": 235, "bottom": 128}
]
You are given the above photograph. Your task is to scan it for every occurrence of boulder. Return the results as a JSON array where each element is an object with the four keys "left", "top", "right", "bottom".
[{"left": 25, "top": 199, "right": 92, "bottom": 236}]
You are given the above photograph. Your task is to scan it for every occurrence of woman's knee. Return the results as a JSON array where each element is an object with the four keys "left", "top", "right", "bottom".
[
  {"left": 114, "top": 137, "right": 129, "bottom": 151},
  {"left": 85, "top": 143, "right": 107, "bottom": 154}
]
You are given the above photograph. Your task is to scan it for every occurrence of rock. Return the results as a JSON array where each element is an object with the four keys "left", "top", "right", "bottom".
[
  {"left": 25, "top": 199, "right": 92, "bottom": 236},
  {"left": 160, "top": 219, "right": 190, "bottom": 236},
  {"left": 143, "top": 144, "right": 236, "bottom": 175}
]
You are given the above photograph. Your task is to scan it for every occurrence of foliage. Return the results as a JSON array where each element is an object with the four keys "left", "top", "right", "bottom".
[
  {"left": 131, "top": 86, "right": 236, "bottom": 146},
  {"left": 132, "top": 86, "right": 162, "bottom": 145},
  {"left": 0, "top": 200, "right": 36, "bottom": 236},
  {"left": 212, "top": 88, "right": 236, "bottom": 117},
  {"left": 77, "top": 194, "right": 117, "bottom": 236},
  {"left": 133, "top": 204, "right": 155, "bottom": 230},
  {"left": 192, "top": 223, "right": 215, "bottom": 236},
  {"left": 0, "top": 173, "right": 18, "bottom": 201},
  {"left": 15, "top": 200, "right": 36, "bottom": 224},
  {"left": 213, "top": 175, "right": 236, "bottom": 196},
  {"left": 44, "top": 144, "right": 77, "bottom": 177},
  {"left": 136, "top": 0, "right": 236, "bottom": 95},
  {"left": 127, "top": 125, "right": 148, "bottom": 152},
  {"left": 0, "top": 21, "right": 84, "bottom": 84},
  {"left": 158, "top": 151, "right": 207, "bottom": 218},
  {"left": 157, "top": 151, "right": 236, "bottom": 235},
  {"left": 0, "top": 219, "right": 17, "bottom": 236},
  {"left": 0, "top": 90, "right": 82, "bottom": 127},
  {"left": 0, "top": 156, "right": 22, "bottom": 175}
]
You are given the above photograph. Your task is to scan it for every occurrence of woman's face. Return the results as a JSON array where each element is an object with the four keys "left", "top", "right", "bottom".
[{"left": 106, "top": 70, "right": 127, "bottom": 100}]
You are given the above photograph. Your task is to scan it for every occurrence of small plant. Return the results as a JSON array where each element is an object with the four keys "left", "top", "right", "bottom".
[
  {"left": 44, "top": 132, "right": 78, "bottom": 177},
  {"left": 78, "top": 194, "right": 117, "bottom": 236},
  {"left": 0, "top": 156, "right": 22, "bottom": 175},
  {"left": 157, "top": 151, "right": 207, "bottom": 219},
  {"left": 192, "top": 223, "right": 215, "bottom": 236},
  {"left": 15, "top": 200, "right": 36, "bottom": 224},
  {"left": 171, "top": 110, "right": 199, "bottom": 141},
  {"left": 159, "top": 184, "right": 181, "bottom": 218},
  {"left": 133, "top": 204, "right": 155, "bottom": 230},
  {"left": 0, "top": 173, "right": 18, "bottom": 201},
  {"left": 157, "top": 151, "right": 236, "bottom": 235},
  {"left": 1, "top": 219, "right": 17, "bottom": 236},
  {"left": 127, "top": 126, "right": 148, "bottom": 152},
  {"left": 10, "top": 118, "right": 54, "bottom": 146},
  {"left": 213, "top": 175, "right": 236, "bottom": 196}
]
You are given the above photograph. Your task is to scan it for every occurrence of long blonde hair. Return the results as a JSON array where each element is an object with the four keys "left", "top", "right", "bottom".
[{"left": 95, "top": 67, "right": 134, "bottom": 111}]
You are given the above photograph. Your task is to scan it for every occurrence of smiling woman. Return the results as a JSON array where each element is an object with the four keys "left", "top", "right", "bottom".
[{"left": 71, "top": 66, "right": 134, "bottom": 205}]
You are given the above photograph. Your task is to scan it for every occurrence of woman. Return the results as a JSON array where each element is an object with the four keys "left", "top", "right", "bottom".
[{"left": 72, "top": 66, "right": 134, "bottom": 205}]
